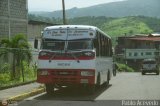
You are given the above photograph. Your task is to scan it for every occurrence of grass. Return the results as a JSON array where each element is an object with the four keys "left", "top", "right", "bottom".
[
  {"left": 0, "top": 61, "right": 37, "bottom": 88},
  {"left": 117, "top": 63, "right": 135, "bottom": 72},
  {"left": 101, "top": 17, "right": 153, "bottom": 46}
]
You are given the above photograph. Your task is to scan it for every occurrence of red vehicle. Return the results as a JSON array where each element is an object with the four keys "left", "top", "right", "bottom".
[{"left": 34, "top": 25, "right": 113, "bottom": 94}]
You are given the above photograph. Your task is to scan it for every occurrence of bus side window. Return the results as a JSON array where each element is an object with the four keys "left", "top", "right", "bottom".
[
  {"left": 93, "top": 38, "right": 99, "bottom": 56},
  {"left": 34, "top": 38, "right": 38, "bottom": 49},
  {"left": 99, "top": 34, "right": 102, "bottom": 56},
  {"left": 109, "top": 39, "right": 113, "bottom": 56}
]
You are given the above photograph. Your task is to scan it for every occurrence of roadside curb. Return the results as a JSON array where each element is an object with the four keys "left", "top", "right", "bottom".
[
  {"left": 8, "top": 87, "right": 45, "bottom": 101},
  {"left": 0, "top": 80, "right": 36, "bottom": 90},
  {"left": 0, "top": 87, "right": 45, "bottom": 106}
]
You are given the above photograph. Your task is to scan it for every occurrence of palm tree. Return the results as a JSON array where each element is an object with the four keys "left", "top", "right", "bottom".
[{"left": 0, "top": 34, "right": 32, "bottom": 79}]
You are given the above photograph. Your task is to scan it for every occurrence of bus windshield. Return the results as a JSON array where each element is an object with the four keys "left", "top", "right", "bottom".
[
  {"left": 42, "top": 40, "right": 65, "bottom": 51},
  {"left": 41, "top": 39, "right": 93, "bottom": 51},
  {"left": 67, "top": 40, "right": 93, "bottom": 50}
]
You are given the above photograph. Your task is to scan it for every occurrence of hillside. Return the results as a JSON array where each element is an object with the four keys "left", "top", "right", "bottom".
[
  {"left": 68, "top": 16, "right": 160, "bottom": 36},
  {"left": 28, "top": 15, "right": 160, "bottom": 46},
  {"left": 30, "top": 0, "right": 160, "bottom": 18},
  {"left": 69, "top": 16, "right": 160, "bottom": 45},
  {"left": 101, "top": 17, "right": 153, "bottom": 37},
  {"left": 28, "top": 15, "right": 160, "bottom": 37}
]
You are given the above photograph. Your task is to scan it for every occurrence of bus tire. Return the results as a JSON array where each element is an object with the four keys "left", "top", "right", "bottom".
[
  {"left": 107, "top": 71, "right": 110, "bottom": 85},
  {"left": 96, "top": 72, "right": 101, "bottom": 88},
  {"left": 104, "top": 71, "right": 110, "bottom": 87},
  {"left": 87, "top": 85, "right": 95, "bottom": 94},
  {"left": 142, "top": 71, "right": 145, "bottom": 75},
  {"left": 45, "top": 84, "right": 54, "bottom": 95},
  {"left": 156, "top": 71, "right": 159, "bottom": 75},
  {"left": 113, "top": 69, "right": 116, "bottom": 76}
]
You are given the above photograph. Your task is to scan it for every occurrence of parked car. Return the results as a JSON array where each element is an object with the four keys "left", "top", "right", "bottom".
[{"left": 141, "top": 59, "right": 159, "bottom": 75}]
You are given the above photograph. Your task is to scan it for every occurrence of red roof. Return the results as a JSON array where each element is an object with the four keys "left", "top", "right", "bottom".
[{"left": 128, "top": 37, "right": 160, "bottom": 41}]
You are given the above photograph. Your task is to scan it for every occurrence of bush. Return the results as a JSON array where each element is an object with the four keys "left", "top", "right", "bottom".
[
  {"left": 0, "top": 61, "right": 37, "bottom": 88},
  {"left": 117, "top": 63, "right": 134, "bottom": 72},
  {"left": 0, "top": 63, "right": 11, "bottom": 73},
  {"left": 22, "top": 61, "right": 37, "bottom": 81},
  {"left": 0, "top": 73, "right": 11, "bottom": 86}
]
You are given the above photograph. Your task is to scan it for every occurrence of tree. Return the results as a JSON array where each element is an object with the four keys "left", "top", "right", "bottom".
[{"left": 0, "top": 34, "right": 32, "bottom": 79}]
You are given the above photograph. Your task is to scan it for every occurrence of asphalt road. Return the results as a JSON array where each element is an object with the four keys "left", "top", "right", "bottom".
[{"left": 17, "top": 72, "right": 160, "bottom": 106}]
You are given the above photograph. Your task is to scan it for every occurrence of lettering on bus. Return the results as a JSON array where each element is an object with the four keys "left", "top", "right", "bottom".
[
  {"left": 68, "top": 30, "right": 89, "bottom": 36},
  {"left": 68, "top": 33, "right": 84, "bottom": 36},
  {"left": 52, "top": 31, "right": 62, "bottom": 36},
  {"left": 51, "top": 30, "right": 66, "bottom": 36},
  {"left": 51, "top": 30, "right": 89, "bottom": 36},
  {"left": 57, "top": 63, "right": 71, "bottom": 66}
]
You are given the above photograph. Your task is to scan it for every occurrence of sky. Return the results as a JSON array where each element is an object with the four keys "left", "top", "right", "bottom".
[{"left": 28, "top": 0, "right": 125, "bottom": 12}]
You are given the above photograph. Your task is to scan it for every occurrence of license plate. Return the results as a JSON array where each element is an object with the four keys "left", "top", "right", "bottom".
[
  {"left": 59, "top": 72, "right": 68, "bottom": 75},
  {"left": 57, "top": 63, "right": 70, "bottom": 66},
  {"left": 80, "top": 79, "right": 88, "bottom": 83}
]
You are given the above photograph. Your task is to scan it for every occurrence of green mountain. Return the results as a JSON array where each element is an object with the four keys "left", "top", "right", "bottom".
[
  {"left": 30, "top": 0, "right": 160, "bottom": 18},
  {"left": 68, "top": 16, "right": 160, "bottom": 45},
  {"left": 68, "top": 16, "right": 160, "bottom": 36},
  {"left": 101, "top": 17, "right": 153, "bottom": 37}
]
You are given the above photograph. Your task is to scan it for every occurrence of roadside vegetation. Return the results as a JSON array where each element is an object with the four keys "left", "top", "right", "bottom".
[
  {"left": 0, "top": 34, "right": 36, "bottom": 88},
  {"left": 116, "top": 63, "right": 135, "bottom": 72}
]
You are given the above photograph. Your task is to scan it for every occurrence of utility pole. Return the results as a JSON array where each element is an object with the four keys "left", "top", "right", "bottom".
[
  {"left": 125, "top": 33, "right": 127, "bottom": 63},
  {"left": 8, "top": 0, "right": 11, "bottom": 39},
  {"left": 62, "top": 0, "right": 66, "bottom": 25},
  {"left": 124, "top": 33, "right": 127, "bottom": 71}
]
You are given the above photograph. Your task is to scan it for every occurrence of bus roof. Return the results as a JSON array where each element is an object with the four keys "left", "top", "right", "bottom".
[
  {"left": 43, "top": 25, "right": 111, "bottom": 39},
  {"left": 44, "top": 25, "right": 97, "bottom": 30}
]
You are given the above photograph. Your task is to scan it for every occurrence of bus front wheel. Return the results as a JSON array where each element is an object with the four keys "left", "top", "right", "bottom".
[
  {"left": 86, "top": 85, "right": 95, "bottom": 94},
  {"left": 96, "top": 72, "right": 101, "bottom": 88},
  {"left": 104, "top": 71, "right": 110, "bottom": 87},
  {"left": 45, "top": 84, "right": 54, "bottom": 95},
  {"left": 107, "top": 71, "right": 110, "bottom": 85}
]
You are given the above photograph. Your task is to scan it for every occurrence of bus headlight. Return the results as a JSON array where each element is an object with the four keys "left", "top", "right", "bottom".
[
  {"left": 84, "top": 51, "right": 95, "bottom": 56},
  {"left": 84, "top": 52, "right": 92, "bottom": 56},
  {"left": 38, "top": 70, "right": 49, "bottom": 75},
  {"left": 81, "top": 71, "right": 94, "bottom": 76},
  {"left": 39, "top": 52, "right": 48, "bottom": 56}
]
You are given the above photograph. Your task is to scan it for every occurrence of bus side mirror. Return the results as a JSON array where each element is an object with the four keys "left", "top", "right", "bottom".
[{"left": 34, "top": 39, "right": 38, "bottom": 49}]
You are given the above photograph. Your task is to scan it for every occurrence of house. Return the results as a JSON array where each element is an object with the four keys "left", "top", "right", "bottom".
[{"left": 115, "top": 33, "right": 160, "bottom": 71}]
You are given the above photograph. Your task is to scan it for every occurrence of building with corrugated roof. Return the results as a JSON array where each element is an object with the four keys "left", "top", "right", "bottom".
[{"left": 115, "top": 33, "right": 160, "bottom": 71}]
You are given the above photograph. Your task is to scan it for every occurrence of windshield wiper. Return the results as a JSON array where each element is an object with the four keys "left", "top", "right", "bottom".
[
  {"left": 48, "top": 51, "right": 62, "bottom": 62},
  {"left": 49, "top": 53, "right": 57, "bottom": 63},
  {"left": 70, "top": 52, "right": 80, "bottom": 63},
  {"left": 67, "top": 50, "right": 81, "bottom": 63},
  {"left": 48, "top": 50, "right": 80, "bottom": 63}
]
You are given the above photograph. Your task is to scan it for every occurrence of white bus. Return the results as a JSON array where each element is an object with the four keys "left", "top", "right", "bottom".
[{"left": 34, "top": 25, "right": 113, "bottom": 94}]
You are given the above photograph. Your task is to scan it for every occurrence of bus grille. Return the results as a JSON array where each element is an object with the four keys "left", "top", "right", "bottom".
[
  {"left": 50, "top": 70, "right": 78, "bottom": 76},
  {"left": 53, "top": 78, "right": 77, "bottom": 83}
]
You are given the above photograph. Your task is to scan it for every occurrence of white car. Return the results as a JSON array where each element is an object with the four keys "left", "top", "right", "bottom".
[{"left": 141, "top": 59, "right": 159, "bottom": 75}]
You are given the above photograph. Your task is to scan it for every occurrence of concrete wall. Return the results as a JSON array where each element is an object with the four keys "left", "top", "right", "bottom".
[
  {"left": 28, "top": 21, "right": 54, "bottom": 39},
  {"left": 0, "top": 0, "right": 28, "bottom": 69},
  {"left": 0, "top": 0, "right": 28, "bottom": 39},
  {"left": 28, "top": 24, "right": 47, "bottom": 39}
]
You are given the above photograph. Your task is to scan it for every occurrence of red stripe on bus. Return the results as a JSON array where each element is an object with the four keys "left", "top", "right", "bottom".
[{"left": 38, "top": 56, "right": 95, "bottom": 60}]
